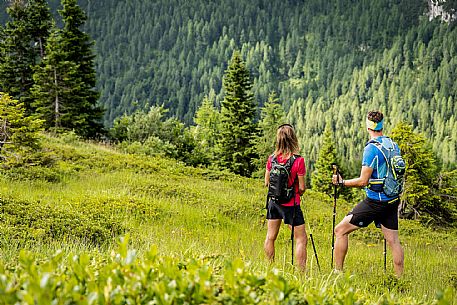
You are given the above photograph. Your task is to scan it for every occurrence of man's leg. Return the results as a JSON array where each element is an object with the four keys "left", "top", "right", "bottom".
[
  {"left": 288, "top": 223, "right": 307, "bottom": 271},
  {"left": 382, "top": 226, "right": 404, "bottom": 277},
  {"left": 264, "top": 219, "right": 282, "bottom": 262},
  {"left": 334, "top": 215, "right": 360, "bottom": 271}
]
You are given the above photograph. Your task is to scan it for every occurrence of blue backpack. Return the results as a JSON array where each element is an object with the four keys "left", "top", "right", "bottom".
[{"left": 367, "top": 137, "right": 406, "bottom": 198}]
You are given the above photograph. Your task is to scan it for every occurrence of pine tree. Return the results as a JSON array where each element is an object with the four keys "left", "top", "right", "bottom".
[
  {"left": 0, "top": 92, "right": 42, "bottom": 166},
  {"left": 193, "top": 95, "right": 220, "bottom": 159},
  {"left": 218, "top": 51, "right": 257, "bottom": 176},
  {"left": 0, "top": 0, "right": 52, "bottom": 113},
  {"left": 31, "top": 27, "right": 87, "bottom": 131},
  {"left": 0, "top": 2, "right": 30, "bottom": 111},
  {"left": 311, "top": 126, "right": 337, "bottom": 196},
  {"left": 253, "top": 92, "right": 286, "bottom": 174},
  {"left": 27, "top": 0, "right": 53, "bottom": 59},
  {"left": 390, "top": 122, "right": 438, "bottom": 219},
  {"left": 58, "top": 0, "right": 103, "bottom": 137}
]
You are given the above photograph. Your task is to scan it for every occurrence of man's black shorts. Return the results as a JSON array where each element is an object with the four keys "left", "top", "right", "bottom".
[
  {"left": 266, "top": 200, "right": 305, "bottom": 226},
  {"left": 348, "top": 197, "right": 400, "bottom": 230}
]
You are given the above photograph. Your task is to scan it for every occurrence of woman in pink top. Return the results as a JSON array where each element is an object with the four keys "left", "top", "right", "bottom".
[{"left": 264, "top": 124, "right": 307, "bottom": 270}]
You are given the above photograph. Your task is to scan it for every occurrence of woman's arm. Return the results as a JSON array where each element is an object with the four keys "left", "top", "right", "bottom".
[
  {"left": 265, "top": 169, "right": 270, "bottom": 187},
  {"left": 298, "top": 175, "right": 306, "bottom": 195}
]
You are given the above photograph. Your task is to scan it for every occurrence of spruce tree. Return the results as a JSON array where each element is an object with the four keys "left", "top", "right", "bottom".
[
  {"left": 58, "top": 0, "right": 103, "bottom": 137},
  {"left": 31, "top": 27, "right": 86, "bottom": 131},
  {"left": 253, "top": 92, "right": 286, "bottom": 174},
  {"left": 193, "top": 95, "right": 220, "bottom": 160},
  {"left": 0, "top": 92, "right": 42, "bottom": 166},
  {"left": 311, "top": 126, "right": 337, "bottom": 196},
  {"left": 390, "top": 122, "right": 438, "bottom": 218},
  {"left": 27, "top": 0, "right": 53, "bottom": 59},
  {"left": 0, "top": 0, "right": 52, "bottom": 112},
  {"left": 218, "top": 51, "right": 257, "bottom": 176}
]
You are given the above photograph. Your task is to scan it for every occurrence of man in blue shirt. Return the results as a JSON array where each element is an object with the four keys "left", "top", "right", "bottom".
[{"left": 332, "top": 110, "right": 404, "bottom": 277}]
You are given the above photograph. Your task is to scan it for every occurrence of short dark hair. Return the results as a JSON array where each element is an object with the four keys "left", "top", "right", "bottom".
[{"left": 367, "top": 110, "right": 383, "bottom": 123}]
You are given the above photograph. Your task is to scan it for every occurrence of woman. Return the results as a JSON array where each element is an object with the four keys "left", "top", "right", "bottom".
[{"left": 264, "top": 124, "right": 307, "bottom": 270}]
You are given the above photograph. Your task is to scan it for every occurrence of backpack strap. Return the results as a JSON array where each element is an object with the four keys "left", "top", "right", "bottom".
[
  {"left": 271, "top": 154, "right": 298, "bottom": 170},
  {"left": 366, "top": 139, "right": 389, "bottom": 192},
  {"left": 287, "top": 155, "right": 299, "bottom": 188},
  {"left": 285, "top": 154, "right": 298, "bottom": 168},
  {"left": 366, "top": 138, "right": 392, "bottom": 170}
]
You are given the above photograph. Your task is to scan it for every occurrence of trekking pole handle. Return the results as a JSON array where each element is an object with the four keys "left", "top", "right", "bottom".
[{"left": 332, "top": 164, "right": 343, "bottom": 185}]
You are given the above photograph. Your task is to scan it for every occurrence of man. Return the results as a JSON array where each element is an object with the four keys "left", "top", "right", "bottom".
[{"left": 332, "top": 110, "right": 404, "bottom": 276}]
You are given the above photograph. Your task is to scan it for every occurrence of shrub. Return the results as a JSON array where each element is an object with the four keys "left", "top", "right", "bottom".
[
  {"left": 0, "top": 238, "right": 453, "bottom": 304},
  {"left": 0, "top": 197, "right": 124, "bottom": 245}
]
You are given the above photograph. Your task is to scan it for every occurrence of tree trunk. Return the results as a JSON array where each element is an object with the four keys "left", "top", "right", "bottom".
[
  {"left": 54, "top": 68, "right": 60, "bottom": 128},
  {"left": 39, "top": 38, "right": 44, "bottom": 59}
]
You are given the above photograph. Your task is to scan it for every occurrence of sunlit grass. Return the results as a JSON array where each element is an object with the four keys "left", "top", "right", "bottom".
[{"left": 0, "top": 135, "right": 455, "bottom": 303}]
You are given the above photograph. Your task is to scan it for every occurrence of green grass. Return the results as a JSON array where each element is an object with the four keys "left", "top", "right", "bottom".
[{"left": 0, "top": 135, "right": 455, "bottom": 304}]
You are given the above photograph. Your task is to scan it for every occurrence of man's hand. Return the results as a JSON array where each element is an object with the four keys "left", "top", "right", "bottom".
[
  {"left": 332, "top": 173, "right": 342, "bottom": 186},
  {"left": 333, "top": 166, "right": 373, "bottom": 188}
]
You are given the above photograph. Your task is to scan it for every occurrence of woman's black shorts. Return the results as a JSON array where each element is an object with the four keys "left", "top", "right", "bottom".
[
  {"left": 266, "top": 200, "right": 305, "bottom": 226},
  {"left": 348, "top": 197, "right": 400, "bottom": 230}
]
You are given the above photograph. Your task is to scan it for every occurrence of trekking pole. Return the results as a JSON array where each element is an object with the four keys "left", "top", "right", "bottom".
[
  {"left": 291, "top": 199, "right": 296, "bottom": 266},
  {"left": 310, "top": 232, "right": 321, "bottom": 271},
  {"left": 331, "top": 164, "right": 338, "bottom": 269},
  {"left": 301, "top": 194, "right": 320, "bottom": 272}
]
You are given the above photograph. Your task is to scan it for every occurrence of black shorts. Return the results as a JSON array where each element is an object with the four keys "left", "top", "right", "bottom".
[
  {"left": 348, "top": 197, "right": 400, "bottom": 230},
  {"left": 266, "top": 200, "right": 305, "bottom": 226}
]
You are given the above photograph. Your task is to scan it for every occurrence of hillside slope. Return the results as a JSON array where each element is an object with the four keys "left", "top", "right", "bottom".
[
  {"left": 1, "top": 1, "right": 456, "bottom": 170},
  {"left": 0, "top": 134, "right": 455, "bottom": 303}
]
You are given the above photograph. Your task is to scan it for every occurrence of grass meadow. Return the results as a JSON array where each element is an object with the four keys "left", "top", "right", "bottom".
[{"left": 0, "top": 135, "right": 455, "bottom": 304}]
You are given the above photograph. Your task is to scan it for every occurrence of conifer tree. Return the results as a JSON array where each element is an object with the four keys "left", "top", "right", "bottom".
[
  {"left": 0, "top": 92, "right": 42, "bottom": 166},
  {"left": 31, "top": 27, "right": 86, "bottom": 131},
  {"left": 58, "top": 0, "right": 103, "bottom": 137},
  {"left": 218, "top": 51, "right": 257, "bottom": 176},
  {"left": 0, "top": 0, "right": 52, "bottom": 112},
  {"left": 311, "top": 126, "right": 337, "bottom": 195},
  {"left": 28, "top": 0, "right": 53, "bottom": 58},
  {"left": 390, "top": 122, "right": 438, "bottom": 218},
  {"left": 193, "top": 95, "right": 220, "bottom": 159},
  {"left": 253, "top": 92, "right": 286, "bottom": 173}
]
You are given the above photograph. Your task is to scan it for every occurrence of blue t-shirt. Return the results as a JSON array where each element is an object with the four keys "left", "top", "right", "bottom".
[{"left": 362, "top": 136, "right": 399, "bottom": 201}]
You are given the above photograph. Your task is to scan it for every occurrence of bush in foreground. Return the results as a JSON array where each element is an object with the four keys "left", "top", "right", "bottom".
[{"left": 0, "top": 236, "right": 454, "bottom": 305}]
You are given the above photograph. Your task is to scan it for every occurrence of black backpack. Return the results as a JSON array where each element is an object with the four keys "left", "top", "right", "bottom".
[{"left": 267, "top": 155, "right": 298, "bottom": 204}]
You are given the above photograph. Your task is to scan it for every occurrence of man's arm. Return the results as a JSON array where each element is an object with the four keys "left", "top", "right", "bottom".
[{"left": 332, "top": 166, "right": 373, "bottom": 188}]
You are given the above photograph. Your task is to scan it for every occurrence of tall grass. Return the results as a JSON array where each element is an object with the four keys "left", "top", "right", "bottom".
[{"left": 0, "top": 135, "right": 455, "bottom": 304}]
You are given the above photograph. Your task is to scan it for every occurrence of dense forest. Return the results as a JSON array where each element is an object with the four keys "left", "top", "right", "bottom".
[
  {"left": 1, "top": 0, "right": 456, "bottom": 173},
  {"left": 0, "top": 3, "right": 456, "bottom": 303}
]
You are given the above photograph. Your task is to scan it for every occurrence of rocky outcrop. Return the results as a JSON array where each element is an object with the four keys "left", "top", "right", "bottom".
[{"left": 428, "top": 0, "right": 456, "bottom": 22}]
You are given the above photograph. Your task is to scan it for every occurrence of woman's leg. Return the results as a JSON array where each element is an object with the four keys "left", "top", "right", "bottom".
[
  {"left": 291, "top": 224, "right": 307, "bottom": 271},
  {"left": 264, "top": 219, "right": 282, "bottom": 261}
]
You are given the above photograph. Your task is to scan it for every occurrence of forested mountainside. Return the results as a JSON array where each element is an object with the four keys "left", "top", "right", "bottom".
[{"left": 2, "top": 0, "right": 456, "bottom": 171}]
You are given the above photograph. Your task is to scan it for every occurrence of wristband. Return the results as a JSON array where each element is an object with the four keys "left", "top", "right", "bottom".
[{"left": 339, "top": 180, "right": 345, "bottom": 187}]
